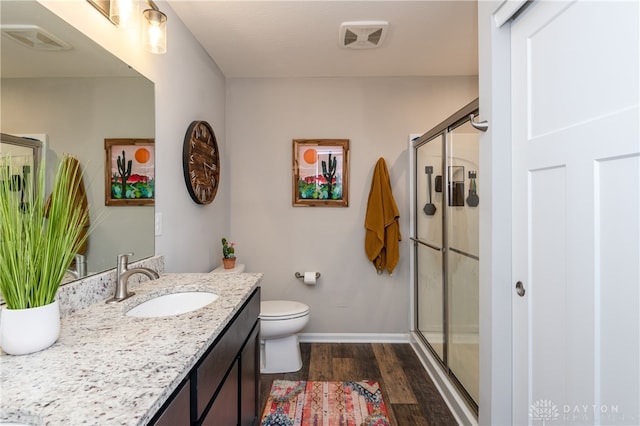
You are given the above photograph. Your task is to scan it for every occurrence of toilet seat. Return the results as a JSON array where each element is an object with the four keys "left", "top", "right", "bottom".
[{"left": 260, "top": 300, "right": 309, "bottom": 320}]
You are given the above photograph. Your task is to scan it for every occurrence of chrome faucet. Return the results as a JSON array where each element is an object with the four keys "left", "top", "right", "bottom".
[
  {"left": 67, "top": 254, "right": 87, "bottom": 279},
  {"left": 106, "top": 253, "right": 159, "bottom": 303}
]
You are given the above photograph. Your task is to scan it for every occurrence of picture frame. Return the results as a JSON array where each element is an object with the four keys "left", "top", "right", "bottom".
[
  {"left": 292, "top": 139, "right": 349, "bottom": 207},
  {"left": 104, "top": 138, "right": 155, "bottom": 206}
]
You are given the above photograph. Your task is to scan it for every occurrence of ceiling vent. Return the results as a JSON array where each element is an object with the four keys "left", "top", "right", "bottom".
[
  {"left": 339, "top": 21, "right": 388, "bottom": 49},
  {"left": 1, "top": 25, "right": 72, "bottom": 51}
]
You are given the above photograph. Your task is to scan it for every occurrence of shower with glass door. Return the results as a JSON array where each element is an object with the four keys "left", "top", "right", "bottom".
[{"left": 410, "top": 99, "right": 481, "bottom": 413}]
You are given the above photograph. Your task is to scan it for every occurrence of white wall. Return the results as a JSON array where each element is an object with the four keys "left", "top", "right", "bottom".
[
  {"left": 227, "top": 77, "right": 478, "bottom": 334},
  {"left": 38, "top": 0, "right": 229, "bottom": 273}
]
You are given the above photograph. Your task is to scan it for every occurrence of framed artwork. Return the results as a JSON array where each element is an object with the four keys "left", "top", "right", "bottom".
[
  {"left": 104, "top": 138, "right": 155, "bottom": 206},
  {"left": 292, "top": 139, "right": 349, "bottom": 207}
]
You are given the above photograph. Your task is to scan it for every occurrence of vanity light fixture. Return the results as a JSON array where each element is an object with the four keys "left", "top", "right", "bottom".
[
  {"left": 109, "top": 0, "right": 140, "bottom": 30},
  {"left": 89, "top": 0, "right": 167, "bottom": 54},
  {"left": 142, "top": 1, "right": 167, "bottom": 54}
]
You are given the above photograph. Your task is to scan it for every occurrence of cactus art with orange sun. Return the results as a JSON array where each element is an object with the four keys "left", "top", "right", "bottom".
[
  {"left": 106, "top": 140, "right": 155, "bottom": 205},
  {"left": 293, "top": 139, "right": 349, "bottom": 207}
]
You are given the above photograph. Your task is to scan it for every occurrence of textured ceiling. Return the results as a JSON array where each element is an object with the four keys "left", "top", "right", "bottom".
[{"left": 168, "top": 1, "right": 479, "bottom": 78}]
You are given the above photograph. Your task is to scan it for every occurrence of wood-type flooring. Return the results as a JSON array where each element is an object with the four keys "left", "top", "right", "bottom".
[{"left": 259, "top": 343, "right": 459, "bottom": 426}]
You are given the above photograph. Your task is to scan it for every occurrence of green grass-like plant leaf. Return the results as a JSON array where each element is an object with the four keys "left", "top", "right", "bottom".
[{"left": 0, "top": 155, "right": 89, "bottom": 309}]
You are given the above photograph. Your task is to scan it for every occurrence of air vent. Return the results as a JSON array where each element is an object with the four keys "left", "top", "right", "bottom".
[
  {"left": 339, "top": 21, "right": 388, "bottom": 49},
  {"left": 1, "top": 25, "right": 72, "bottom": 51}
]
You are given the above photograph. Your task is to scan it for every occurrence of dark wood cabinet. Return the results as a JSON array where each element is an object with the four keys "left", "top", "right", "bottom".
[
  {"left": 150, "top": 287, "right": 260, "bottom": 426},
  {"left": 202, "top": 362, "right": 239, "bottom": 426},
  {"left": 153, "top": 379, "right": 191, "bottom": 426},
  {"left": 240, "top": 324, "right": 259, "bottom": 425}
]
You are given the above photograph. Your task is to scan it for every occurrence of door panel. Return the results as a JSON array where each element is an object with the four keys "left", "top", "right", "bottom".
[
  {"left": 447, "top": 120, "right": 480, "bottom": 404},
  {"left": 416, "top": 134, "right": 444, "bottom": 245},
  {"left": 417, "top": 243, "right": 444, "bottom": 361},
  {"left": 416, "top": 134, "right": 445, "bottom": 361},
  {"left": 413, "top": 102, "right": 481, "bottom": 413},
  {"left": 447, "top": 250, "right": 479, "bottom": 403},
  {"left": 511, "top": 0, "right": 640, "bottom": 424},
  {"left": 528, "top": 2, "right": 639, "bottom": 139},
  {"left": 598, "top": 155, "right": 640, "bottom": 424},
  {"left": 447, "top": 121, "right": 479, "bottom": 257},
  {"left": 529, "top": 165, "right": 570, "bottom": 408}
]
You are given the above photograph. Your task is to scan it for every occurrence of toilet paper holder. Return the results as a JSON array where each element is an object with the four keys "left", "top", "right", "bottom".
[{"left": 294, "top": 272, "right": 321, "bottom": 279}]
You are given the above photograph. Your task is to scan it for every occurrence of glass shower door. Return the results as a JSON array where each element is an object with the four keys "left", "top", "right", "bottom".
[
  {"left": 412, "top": 100, "right": 480, "bottom": 414},
  {"left": 415, "top": 133, "right": 445, "bottom": 361},
  {"left": 446, "top": 120, "right": 479, "bottom": 404}
]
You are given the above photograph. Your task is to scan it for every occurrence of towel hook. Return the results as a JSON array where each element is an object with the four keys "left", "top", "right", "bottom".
[{"left": 469, "top": 114, "right": 489, "bottom": 132}]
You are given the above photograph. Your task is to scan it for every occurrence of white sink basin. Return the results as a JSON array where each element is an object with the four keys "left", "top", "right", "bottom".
[{"left": 126, "top": 291, "right": 218, "bottom": 318}]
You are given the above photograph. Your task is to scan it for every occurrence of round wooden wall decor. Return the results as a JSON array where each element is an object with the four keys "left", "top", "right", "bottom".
[{"left": 182, "top": 120, "right": 220, "bottom": 205}]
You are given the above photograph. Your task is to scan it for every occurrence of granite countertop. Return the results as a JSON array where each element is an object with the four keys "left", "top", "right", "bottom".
[{"left": 0, "top": 272, "right": 262, "bottom": 426}]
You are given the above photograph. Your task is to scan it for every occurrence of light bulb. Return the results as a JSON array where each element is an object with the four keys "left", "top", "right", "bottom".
[
  {"left": 110, "top": 0, "right": 139, "bottom": 29},
  {"left": 142, "top": 8, "right": 167, "bottom": 54}
]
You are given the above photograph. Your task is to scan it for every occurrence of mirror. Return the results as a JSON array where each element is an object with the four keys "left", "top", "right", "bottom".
[
  {"left": 0, "top": 1, "right": 155, "bottom": 283},
  {"left": 0, "top": 133, "right": 42, "bottom": 214}
]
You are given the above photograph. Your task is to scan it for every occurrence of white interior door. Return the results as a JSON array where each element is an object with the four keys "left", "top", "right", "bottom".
[{"left": 511, "top": 1, "right": 640, "bottom": 424}]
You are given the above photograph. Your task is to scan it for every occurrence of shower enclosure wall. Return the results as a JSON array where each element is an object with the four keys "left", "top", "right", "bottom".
[{"left": 410, "top": 99, "right": 480, "bottom": 415}]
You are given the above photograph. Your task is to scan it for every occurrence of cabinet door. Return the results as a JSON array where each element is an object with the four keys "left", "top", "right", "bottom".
[
  {"left": 202, "top": 361, "right": 239, "bottom": 426},
  {"left": 153, "top": 379, "right": 190, "bottom": 426},
  {"left": 196, "top": 288, "right": 261, "bottom": 420},
  {"left": 240, "top": 324, "right": 260, "bottom": 426}
]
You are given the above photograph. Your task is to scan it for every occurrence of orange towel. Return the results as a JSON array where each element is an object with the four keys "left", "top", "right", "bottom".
[
  {"left": 364, "top": 158, "right": 401, "bottom": 274},
  {"left": 45, "top": 156, "right": 90, "bottom": 254}
]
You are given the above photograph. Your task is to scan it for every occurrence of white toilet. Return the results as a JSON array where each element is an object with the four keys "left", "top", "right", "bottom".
[
  {"left": 210, "top": 264, "right": 310, "bottom": 374},
  {"left": 260, "top": 300, "right": 310, "bottom": 374}
]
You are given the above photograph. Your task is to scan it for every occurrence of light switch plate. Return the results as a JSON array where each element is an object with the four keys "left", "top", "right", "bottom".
[{"left": 155, "top": 212, "right": 162, "bottom": 236}]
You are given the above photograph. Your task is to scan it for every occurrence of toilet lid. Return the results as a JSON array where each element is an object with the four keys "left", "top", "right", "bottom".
[{"left": 260, "top": 300, "right": 309, "bottom": 318}]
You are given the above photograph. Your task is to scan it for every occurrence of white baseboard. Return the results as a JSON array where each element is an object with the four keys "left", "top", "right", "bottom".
[
  {"left": 298, "top": 333, "right": 410, "bottom": 343},
  {"left": 409, "top": 332, "right": 478, "bottom": 426}
]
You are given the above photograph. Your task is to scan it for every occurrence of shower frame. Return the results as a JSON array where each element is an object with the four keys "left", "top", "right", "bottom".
[{"left": 410, "top": 98, "right": 480, "bottom": 416}]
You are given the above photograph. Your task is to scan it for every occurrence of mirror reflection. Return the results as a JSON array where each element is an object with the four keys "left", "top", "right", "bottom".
[
  {"left": 0, "top": 1, "right": 155, "bottom": 283},
  {"left": 0, "top": 133, "right": 41, "bottom": 214}
]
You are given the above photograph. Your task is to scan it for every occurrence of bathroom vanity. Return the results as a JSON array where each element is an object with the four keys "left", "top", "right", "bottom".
[
  {"left": 151, "top": 284, "right": 260, "bottom": 426},
  {"left": 0, "top": 271, "right": 262, "bottom": 426}
]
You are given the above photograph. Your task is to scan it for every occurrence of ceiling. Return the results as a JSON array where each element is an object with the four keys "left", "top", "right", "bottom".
[
  {"left": 0, "top": 1, "right": 479, "bottom": 80},
  {"left": 167, "top": 1, "right": 479, "bottom": 79},
  {"left": 0, "top": 1, "right": 140, "bottom": 78}
]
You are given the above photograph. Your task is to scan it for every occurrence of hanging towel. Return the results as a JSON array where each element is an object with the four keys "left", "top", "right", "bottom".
[
  {"left": 45, "top": 156, "right": 90, "bottom": 255},
  {"left": 364, "top": 157, "right": 401, "bottom": 274}
]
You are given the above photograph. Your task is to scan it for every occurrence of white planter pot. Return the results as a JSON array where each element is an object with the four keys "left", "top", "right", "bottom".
[{"left": 0, "top": 300, "right": 60, "bottom": 355}]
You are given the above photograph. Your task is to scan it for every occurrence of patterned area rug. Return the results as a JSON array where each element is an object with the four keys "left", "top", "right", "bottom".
[{"left": 261, "top": 380, "right": 392, "bottom": 426}]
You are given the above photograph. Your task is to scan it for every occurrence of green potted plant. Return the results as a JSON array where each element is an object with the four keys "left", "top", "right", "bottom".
[
  {"left": 0, "top": 154, "right": 89, "bottom": 355},
  {"left": 221, "top": 237, "right": 236, "bottom": 269}
]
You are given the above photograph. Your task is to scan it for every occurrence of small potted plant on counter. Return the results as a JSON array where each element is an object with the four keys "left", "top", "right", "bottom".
[
  {"left": 0, "top": 154, "right": 89, "bottom": 355},
  {"left": 221, "top": 237, "right": 236, "bottom": 269}
]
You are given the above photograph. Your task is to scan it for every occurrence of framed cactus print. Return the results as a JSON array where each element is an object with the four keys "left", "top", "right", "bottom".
[
  {"left": 292, "top": 139, "right": 349, "bottom": 207},
  {"left": 104, "top": 138, "right": 155, "bottom": 206}
]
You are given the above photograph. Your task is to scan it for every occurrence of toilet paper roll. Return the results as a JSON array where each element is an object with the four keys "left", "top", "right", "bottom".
[{"left": 303, "top": 272, "right": 317, "bottom": 285}]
